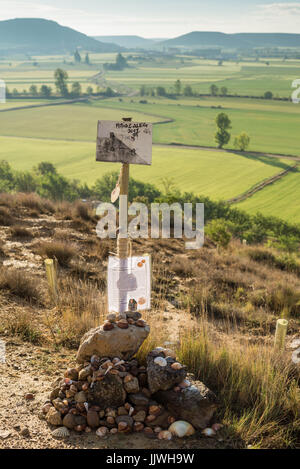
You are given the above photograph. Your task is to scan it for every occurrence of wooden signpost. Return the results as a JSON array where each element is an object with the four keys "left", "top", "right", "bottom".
[{"left": 96, "top": 117, "right": 152, "bottom": 313}]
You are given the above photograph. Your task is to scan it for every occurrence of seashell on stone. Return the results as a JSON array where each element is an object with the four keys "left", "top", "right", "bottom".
[
  {"left": 146, "top": 415, "right": 156, "bottom": 423},
  {"left": 52, "top": 427, "right": 70, "bottom": 439},
  {"left": 154, "top": 357, "right": 167, "bottom": 367},
  {"left": 106, "top": 409, "right": 117, "bottom": 418},
  {"left": 117, "top": 319, "right": 129, "bottom": 329},
  {"left": 201, "top": 427, "right": 216, "bottom": 437},
  {"left": 162, "top": 349, "right": 176, "bottom": 359},
  {"left": 171, "top": 362, "right": 183, "bottom": 370},
  {"left": 212, "top": 423, "right": 223, "bottom": 432},
  {"left": 103, "top": 321, "right": 114, "bottom": 331},
  {"left": 106, "top": 416, "right": 115, "bottom": 425},
  {"left": 118, "top": 422, "right": 129, "bottom": 432},
  {"left": 169, "top": 421, "right": 195, "bottom": 438},
  {"left": 144, "top": 426, "right": 154, "bottom": 435},
  {"left": 110, "top": 428, "right": 118, "bottom": 434},
  {"left": 154, "top": 426, "right": 162, "bottom": 433},
  {"left": 149, "top": 405, "right": 161, "bottom": 416},
  {"left": 136, "top": 319, "right": 146, "bottom": 328},
  {"left": 158, "top": 430, "right": 172, "bottom": 440},
  {"left": 96, "top": 426, "right": 108, "bottom": 437}
]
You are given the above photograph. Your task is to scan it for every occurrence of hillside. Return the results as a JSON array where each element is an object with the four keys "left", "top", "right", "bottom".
[
  {"left": 0, "top": 18, "right": 121, "bottom": 55},
  {"left": 158, "top": 31, "right": 300, "bottom": 49},
  {"left": 94, "top": 35, "right": 156, "bottom": 49},
  {"left": 0, "top": 193, "right": 299, "bottom": 449}
]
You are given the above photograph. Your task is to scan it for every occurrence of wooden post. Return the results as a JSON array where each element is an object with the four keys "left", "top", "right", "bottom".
[
  {"left": 44, "top": 258, "right": 58, "bottom": 302},
  {"left": 117, "top": 117, "right": 131, "bottom": 259},
  {"left": 274, "top": 318, "right": 288, "bottom": 350}
]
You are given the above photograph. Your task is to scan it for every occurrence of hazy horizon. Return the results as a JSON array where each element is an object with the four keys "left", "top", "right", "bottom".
[{"left": 0, "top": 0, "right": 300, "bottom": 38}]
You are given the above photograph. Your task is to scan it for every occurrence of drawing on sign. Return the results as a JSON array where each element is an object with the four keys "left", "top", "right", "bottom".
[
  {"left": 96, "top": 120, "right": 152, "bottom": 165},
  {"left": 108, "top": 255, "right": 151, "bottom": 313}
]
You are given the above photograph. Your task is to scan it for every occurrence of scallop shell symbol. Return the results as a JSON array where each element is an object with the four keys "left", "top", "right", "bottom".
[
  {"left": 154, "top": 357, "right": 167, "bottom": 367},
  {"left": 168, "top": 421, "right": 195, "bottom": 438},
  {"left": 52, "top": 427, "right": 70, "bottom": 439}
]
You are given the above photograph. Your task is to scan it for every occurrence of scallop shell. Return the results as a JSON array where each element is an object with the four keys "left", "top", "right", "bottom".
[
  {"left": 171, "top": 362, "right": 183, "bottom": 370},
  {"left": 96, "top": 426, "right": 109, "bottom": 437},
  {"left": 52, "top": 427, "right": 70, "bottom": 439},
  {"left": 168, "top": 421, "right": 195, "bottom": 438},
  {"left": 154, "top": 357, "right": 167, "bottom": 367},
  {"left": 201, "top": 427, "right": 216, "bottom": 437}
]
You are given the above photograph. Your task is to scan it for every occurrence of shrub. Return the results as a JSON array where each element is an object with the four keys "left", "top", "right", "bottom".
[
  {"left": 0, "top": 268, "right": 41, "bottom": 302},
  {"left": 206, "top": 219, "right": 232, "bottom": 249},
  {"left": 37, "top": 241, "right": 76, "bottom": 267},
  {"left": 1, "top": 310, "right": 42, "bottom": 344},
  {"left": 10, "top": 225, "right": 33, "bottom": 239}
]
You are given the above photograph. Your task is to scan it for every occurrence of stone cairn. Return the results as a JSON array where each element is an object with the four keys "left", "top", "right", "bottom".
[{"left": 42, "top": 311, "right": 219, "bottom": 440}]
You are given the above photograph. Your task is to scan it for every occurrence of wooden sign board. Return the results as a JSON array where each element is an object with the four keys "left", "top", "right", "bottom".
[{"left": 96, "top": 120, "right": 152, "bottom": 165}]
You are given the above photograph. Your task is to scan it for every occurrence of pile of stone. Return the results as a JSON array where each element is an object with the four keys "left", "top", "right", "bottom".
[{"left": 42, "top": 313, "right": 218, "bottom": 440}]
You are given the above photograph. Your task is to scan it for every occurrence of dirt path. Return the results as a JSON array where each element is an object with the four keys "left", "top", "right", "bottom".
[{"left": 227, "top": 163, "right": 299, "bottom": 204}]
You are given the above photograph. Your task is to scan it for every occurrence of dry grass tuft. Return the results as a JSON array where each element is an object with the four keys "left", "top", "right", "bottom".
[
  {"left": 37, "top": 241, "right": 77, "bottom": 267},
  {"left": 178, "top": 322, "right": 300, "bottom": 449},
  {"left": 10, "top": 225, "right": 33, "bottom": 239},
  {"left": 0, "top": 206, "right": 14, "bottom": 226},
  {"left": 1, "top": 309, "right": 43, "bottom": 344},
  {"left": 0, "top": 268, "right": 41, "bottom": 303}
]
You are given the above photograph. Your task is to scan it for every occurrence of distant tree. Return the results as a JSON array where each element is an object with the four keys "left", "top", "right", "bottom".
[
  {"left": 210, "top": 84, "right": 218, "bottom": 96},
  {"left": 215, "top": 112, "right": 231, "bottom": 148},
  {"left": 220, "top": 86, "right": 228, "bottom": 96},
  {"left": 12, "top": 88, "right": 19, "bottom": 96},
  {"left": 174, "top": 79, "right": 181, "bottom": 95},
  {"left": 0, "top": 160, "right": 14, "bottom": 191},
  {"left": 54, "top": 68, "right": 69, "bottom": 97},
  {"left": 140, "top": 85, "right": 146, "bottom": 96},
  {"left": 29, "top": 85, "right": 38, "bottom": 96},
  {"left": 86, "top": 86, "right": 93, "bottom": 95},
  {"left": 71, "top": 81, "right": 82, "bottom": 98},
  {"left": 104, "top": 86, "right": 115, "bottom": 97},
  {"left": 116, "top": 53, "right": 127, "bottom": 69},
  {"left": 40, "top": 85, "right": 52, "bottom": 98},
  {"left": 234, "top": 132, "right": 250, "bottom": 151},
  {"left": 156, "top": 86, "right": 166, "bottom": 97},
  {"left": 183, "top": 85, "right": 193, "bottom": 96},
  {"left": 74, "top": 49, "right": 81, "bottom": 63},
  {"left": 84, "top": 53, "right": 90, "bottom": 65},
  {"left": 264, "top": 91, "right": 273, "bottom": 99},
  {"left": 218, "top": 60, "right": 223, "bottom": 66}
]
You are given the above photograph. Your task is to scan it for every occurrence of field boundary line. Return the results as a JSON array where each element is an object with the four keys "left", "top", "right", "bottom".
[
  {"left": 227, "top": 164, "right": 299, "bottom": 204},
  {"left": 0, "top": 97, "right": 90, "bottom": 113}
]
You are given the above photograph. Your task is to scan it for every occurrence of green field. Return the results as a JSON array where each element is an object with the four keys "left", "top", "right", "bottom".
[
  {"left": 236, "top": 168, "right": 300, "bottom": 222},
  {"left": 1, "top": 135, "right": 294, "bottom": 201},
  {"left": 92, "top": 97, "right": 300, "bottom": 156},
  {"left": 1, "top": 53, "right": 300, "bottom": 97}
]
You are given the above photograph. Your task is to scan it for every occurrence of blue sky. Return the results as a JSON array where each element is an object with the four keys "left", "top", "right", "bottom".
[{"left": 0, "top": 0, "right": 300, "bottom": 37}]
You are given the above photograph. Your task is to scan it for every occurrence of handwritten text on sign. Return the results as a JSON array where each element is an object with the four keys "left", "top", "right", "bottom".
[{"left": 96, "top": 120, "right": 152, "bottom": 165}]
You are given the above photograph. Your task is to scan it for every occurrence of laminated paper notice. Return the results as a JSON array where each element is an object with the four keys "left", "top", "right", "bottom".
[{"left": 108, "top": 256, "right": 151, "bottom": 313}]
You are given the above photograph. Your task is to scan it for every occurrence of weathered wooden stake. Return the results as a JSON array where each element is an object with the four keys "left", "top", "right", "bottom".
[
  {"left": 274, "top": 318, "right": 288, "bottom": 350},
  {"left": 117, "top": 117, "right": 131, "bottom": 259},
  {"left": 44, "top": 258, "right": 58, "bottom": 302}
]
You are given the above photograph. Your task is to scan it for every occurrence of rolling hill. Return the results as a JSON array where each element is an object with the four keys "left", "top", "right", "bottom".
[
  {"left": 0, "top": 18, "right": 121, "bottom": 55},
  {"left": 158, "top": 31, "right": 300, "bottom": 49},
  {"left": 94, "top": 35, "right": 156, "bottom": 49}
]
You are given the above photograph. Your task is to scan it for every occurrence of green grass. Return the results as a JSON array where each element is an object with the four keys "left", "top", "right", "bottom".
[
  {"left": 1, "top": 135, "right": 293, "bottom": 200},
  {"left": 92, "top": 97, "right": 300, "bottom": 156},
  {"left": 236, "top": 168, "right": 300, "bottom": 222},
  {"left": 0, "top": 102, "right": 164, "bottom": 141}
]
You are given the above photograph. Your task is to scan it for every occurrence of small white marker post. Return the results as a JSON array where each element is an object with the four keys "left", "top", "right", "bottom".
[{"left": 274, "top": 318, "right": 288, "bottom": 350}]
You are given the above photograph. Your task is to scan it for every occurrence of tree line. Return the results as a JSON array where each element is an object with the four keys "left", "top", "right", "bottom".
[{"left": 1, "top": 160, "right": 300, "bottom": 250}]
